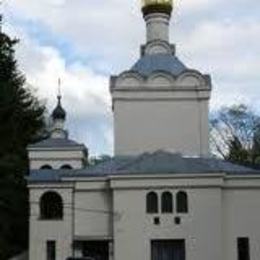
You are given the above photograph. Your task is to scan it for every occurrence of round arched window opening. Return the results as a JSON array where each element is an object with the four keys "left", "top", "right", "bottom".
[
  {"left": 40, "top": 165, "right": 52, "bottom": 170},
  {"left": 146, "top": 192, "right": 158, "bottom": 214},
  {"left": 60, "top": 164, "right": 73, "bottom": 170},
  {"left": 161, "top": 191, "right": 173, "bottom": 213},
  {"left": 40, "top": 191, "right": 63, "bottom": 220},
  {"left": 176, "top": 191, "right": 188, "bottom": 213}
]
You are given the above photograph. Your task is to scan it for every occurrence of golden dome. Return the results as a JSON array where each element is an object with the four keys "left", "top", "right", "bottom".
[
  {"left": 141, "top": 0, "right": 173, "bottom": 15},
  {"left": 142, "top": 0, "right": 173, "bottom": 8}
]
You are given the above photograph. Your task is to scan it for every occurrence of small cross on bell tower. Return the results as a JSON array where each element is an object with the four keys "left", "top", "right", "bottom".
[{"left": 51, "top": 78, "right": 67, "bottom": 139}]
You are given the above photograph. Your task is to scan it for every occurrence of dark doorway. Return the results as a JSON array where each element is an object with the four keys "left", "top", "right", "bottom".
[
  {"left": 82, "top": 241, "right": 109, "bottom": 260},
  {"left": 151, "top": 240, "right": 185, "bottom": 260},
  {"left": 237, "top": 237, "right": 250, "bottom": 260}
]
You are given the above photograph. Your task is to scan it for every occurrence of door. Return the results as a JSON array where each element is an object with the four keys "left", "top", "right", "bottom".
[
  {"left": 151, "top": 240, "right": 185, "bottom": 260},
  {"left": 82, "top": 241, "right": 109, "bottom": 260}
]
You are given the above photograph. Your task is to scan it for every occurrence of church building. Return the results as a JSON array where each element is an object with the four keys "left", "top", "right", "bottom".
[{"left": 27, "top": 1, "right": 260, "bottom": 260}]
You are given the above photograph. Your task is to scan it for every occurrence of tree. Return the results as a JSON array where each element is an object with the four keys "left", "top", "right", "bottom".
[
  {"left": 210, "top": 104, "right": 260, "bottom": 166},
  {"left": 0, "top": 31, "right": 46, "bottom": 258}
]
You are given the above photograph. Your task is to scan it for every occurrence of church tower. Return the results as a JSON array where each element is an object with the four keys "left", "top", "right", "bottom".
[
  {"left": 28, "top": 93, "right": 88, "bottom": 170},
  {"left": 110, "top": 0, "right": 212, "bottom": 157}
]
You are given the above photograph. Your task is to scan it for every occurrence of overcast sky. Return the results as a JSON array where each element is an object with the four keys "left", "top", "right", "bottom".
[{"left": 2, "top": 0, "right": 260, "bottom": 156}]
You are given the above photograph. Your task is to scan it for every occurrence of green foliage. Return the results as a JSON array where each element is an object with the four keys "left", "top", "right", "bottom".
[
  {"left": 0, "top": 31, "right": 46, "bottom": 259},
  {"left": 210, "top": 104, "right": 260, "bottom": 166}
]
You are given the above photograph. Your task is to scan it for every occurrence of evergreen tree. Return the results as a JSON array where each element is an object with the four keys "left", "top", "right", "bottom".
[{"left": 0, "top": 31, "right": 46, "bottom": 259}]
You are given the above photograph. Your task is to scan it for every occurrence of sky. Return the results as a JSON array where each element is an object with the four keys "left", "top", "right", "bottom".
[{"left": 2, "top": 0, "right": 260, "bottom": 156}]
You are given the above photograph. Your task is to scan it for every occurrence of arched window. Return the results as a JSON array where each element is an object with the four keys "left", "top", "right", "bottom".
[
  {"left": 40, "top": 165, "right": 52, "bottom": 170},
  {"left": 60, "top": 164, "right": 72, "bottom": 169},
  {"left": 40, "top": 191, "right": 63, "bottom": 220},
  {"left": 161, "top": 191, "right": 173, "bottom": 213},
  {"left": 146, "top": 192, "right": 158, "bottom": 213},
  {"left": 176, "top": 191, "right": 188, "bottom": 213}
]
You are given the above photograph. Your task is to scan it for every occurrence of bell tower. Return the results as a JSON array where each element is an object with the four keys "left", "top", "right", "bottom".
[
  {"left": 110, "top": 0, "right": 212, "bottom": 157},
  {"left": 28, "top": 86, "right": 88, "bottom": 170}
]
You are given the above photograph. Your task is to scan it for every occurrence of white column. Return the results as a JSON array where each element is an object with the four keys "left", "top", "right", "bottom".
[{"left": 145, "top": 13, "right": 170, "bottom": 43}]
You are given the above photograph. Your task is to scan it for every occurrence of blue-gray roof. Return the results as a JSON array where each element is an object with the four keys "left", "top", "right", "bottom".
[
  {"left": 28, "top": 151, "right": 259, "bottom": 182},
  {"left": 28, "top": 137, "right": 85, "bottom": 149},
  {"left": 131, "top": 54, "right": 187, "bottom": 76}
]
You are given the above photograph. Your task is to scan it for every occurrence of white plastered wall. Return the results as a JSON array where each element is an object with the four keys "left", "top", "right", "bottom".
[
  {"left": 111, "top": 70, "right": 211, "bottom": 157},
  {"left": 111, "top": 176, "right": 223, "bottom": 260},
  {"left": 28, "top": 175, "right": 260, "bottom": 260},
  {"left": 223, "top": 187, "right": 260, "bottom": 260},
  {"left": 74, "top": 180, "right": 112, "bottom": 239},
  {"left": 113, "top": 98, "right": 209, "bottom": 157},
  {"left": 28, "top": 150, "right": 85, "bottom": 169},
  {"left": 29, "top": 185, "right": 74, "bottom": 260}
]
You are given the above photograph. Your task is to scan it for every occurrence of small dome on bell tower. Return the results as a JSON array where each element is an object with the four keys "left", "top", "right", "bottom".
[
  {"left": 50, "top": 79, "right": 67, "bottom": 139},
  {"left": 141, "top": 0, "right": 173, "bottom": 16},
  {"left": 51, "top": 95, "right": 66, "bottom": 120}
]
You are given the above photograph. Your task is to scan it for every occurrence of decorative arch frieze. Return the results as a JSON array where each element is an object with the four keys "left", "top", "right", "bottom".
[
  {"left": 146, "top": 71, "right": 175, "bottom": 87},
  {"left": 176, "top": 70, "right": 208, "bottom": 88},
  {"left": 114, "top": 71, "right": 144, "bottom": 89}
]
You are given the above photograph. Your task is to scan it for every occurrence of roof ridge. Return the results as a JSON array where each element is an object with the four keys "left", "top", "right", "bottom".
[
  {"left": 117, "top": 150, "right": 183, "bottom": 171},
  {"left": 117, "top": 152, "right": 151, "bottom": 171}
]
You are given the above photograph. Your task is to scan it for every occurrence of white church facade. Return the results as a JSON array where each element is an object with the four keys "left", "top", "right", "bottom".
[{"left": 28, "top": 1, "right": 260, "bottom": 260}]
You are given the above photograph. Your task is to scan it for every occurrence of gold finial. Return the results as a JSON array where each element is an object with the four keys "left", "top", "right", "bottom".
[
  {"left": 141, "top": 0, "right": 173, "bottom": 16},
  {"left": 142, "top": 0, "right": 173, "bottom": 7}
]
